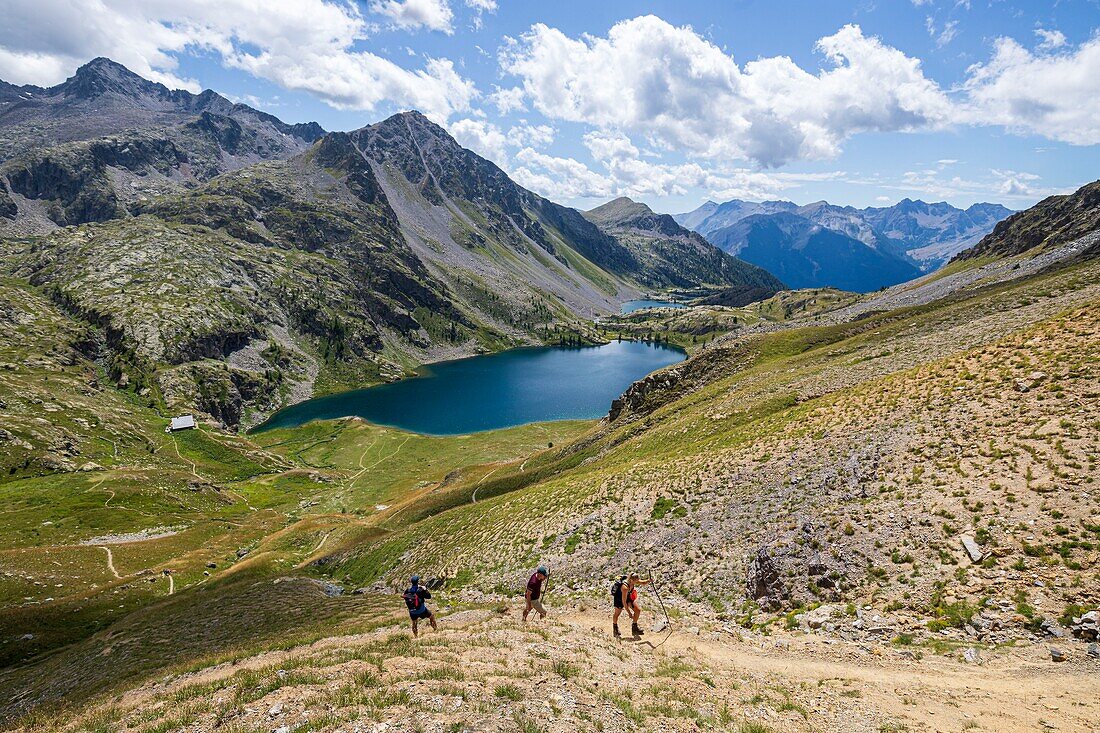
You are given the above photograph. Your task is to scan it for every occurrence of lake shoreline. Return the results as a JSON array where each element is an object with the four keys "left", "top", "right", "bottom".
[{"left": 251, "top": 340, "right": 686, "bottom": 436}]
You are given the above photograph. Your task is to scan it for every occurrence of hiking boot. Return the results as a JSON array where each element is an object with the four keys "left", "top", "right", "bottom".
[
  {"left": 632, "top": 624, "right": 644, "bottom": 636},
  {"left": 613, "top": 624, "right": 621, "bottom": 638}
]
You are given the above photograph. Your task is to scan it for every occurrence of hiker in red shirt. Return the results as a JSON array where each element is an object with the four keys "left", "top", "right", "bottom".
[
  {"left": 612, "top": 572, "right": 652, "bottom": 638},
  {"left": 523, "top": 566, "right": 549, "bottom": 621}
]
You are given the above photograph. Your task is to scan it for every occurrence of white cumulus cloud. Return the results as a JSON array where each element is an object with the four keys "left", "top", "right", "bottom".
[
  {"left": 370, "top": 0, "right": 454, "bottom": 34},
  {"left": 507, "top": 129, "right": 789, "bottom": 203},
  {"left": 501, "top": 17, "right": 953, "bottom": 167},
  {"left": 1034, "top": 27, "right": 1067, "bottom": 51},
  {"left": 511, "top": 148, "right": 615, "bottom": 200},
  {"left": 488, "top": 85, "right": 527, "bottom": 114},
  {"left": 0, "top": 0, "right": 476, "bottom": 121},
  {"left": 446, "top": 119, "right": 555, "bottom": 169},
  {"left": 448, "top": 117, "right": 510, "bottom": 165},
  {"left": 961, "top": 35, "right": 1100, "bottom": 145},
  {"left": 510, "top": 123, "right": 555, "bottom": 148}
]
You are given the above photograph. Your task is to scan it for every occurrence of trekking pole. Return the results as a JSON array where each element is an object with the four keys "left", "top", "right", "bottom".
[{"left": 648, "top": 567, "right": 673, "bottom": 649}]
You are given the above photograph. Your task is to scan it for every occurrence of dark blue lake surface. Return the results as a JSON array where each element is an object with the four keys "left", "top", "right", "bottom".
[
  {"left": 620, "top": 299, "right": 688, "bottom": 314},
  {"left": 253, "top": 340, "right": 686, "bottom": 435}
]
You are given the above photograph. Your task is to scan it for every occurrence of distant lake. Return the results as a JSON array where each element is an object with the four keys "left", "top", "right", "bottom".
[
  {"left": 620, "top": 299, "right": 688, "bottom": 314},
  {"left": 252, "top": 340, "right": 686, "bottom": 435}
]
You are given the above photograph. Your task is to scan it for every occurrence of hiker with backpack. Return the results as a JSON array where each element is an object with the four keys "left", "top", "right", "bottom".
[
  {"left": 611, "top": 572, "right": 652, "bottom": 638},
  {"left": 523, "top": 566, "right": 549, "bottom": 622},
  {"left": 403, "top": 575, "right": 438, "bottom": 637}
]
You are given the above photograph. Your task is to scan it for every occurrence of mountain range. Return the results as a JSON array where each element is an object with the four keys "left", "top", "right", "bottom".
[
  {"left": 675, "top": 196, "right": 1014, "bottom": 291},
  {"left": 0, "top": 58, "right": 779, "bottom": 430}
]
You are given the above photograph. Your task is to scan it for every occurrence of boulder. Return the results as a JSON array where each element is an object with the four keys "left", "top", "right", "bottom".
[
  {"left": 745, "top": 547, "right": 787, "bottom": 611},
  {"left": 1070, "top": 610, "right": 1098, "bottom": 641},
  {"left": 962, "top": 647, "right": 982, "bottom": 665},
  {"left": 960, "top": 535, "right": 985, "bottom": 563},
  {"left": 1049, "top": 647, "right": 1066, "bottom": 663},
  {"left": 1039, "top": 618, "right": 1066, "bottom": 638},
  {"left": 317, "top": 581, "right": 344, "bottom": 597},
  {"left": 1087, "top": 643, "right": 1099, "bottom": 659},
  {"left": 803, "top": 604, "right": 840, "bottom": 630}
]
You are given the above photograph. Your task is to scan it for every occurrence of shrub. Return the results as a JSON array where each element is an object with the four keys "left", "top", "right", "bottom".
[{"left": 494, "top": 684, "right": 522, "bottom": 701}]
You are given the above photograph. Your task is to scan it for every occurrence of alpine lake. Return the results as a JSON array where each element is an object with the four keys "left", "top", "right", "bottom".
[
  {"left": 253, "top": 339, "right": 686, "bottom": 436},
  {"left": 619, "top": 299, "right": 688, "bottom": 314}
]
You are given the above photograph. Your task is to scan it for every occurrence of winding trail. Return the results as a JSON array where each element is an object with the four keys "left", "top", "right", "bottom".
[
  {"left": 82, "top": 474, "right": 115, "bottom": 507},
  {"left": 171, "top": 436, "right": 200, "bottom": 479},
  {"left": 167, "top": 573, "right": 174, "bottom": 595},
  {"left": 368, "top": 435, "right": 411, "bottom": 472},
  {"left": 224, "top": 488, "right": 257, "bottom": 512},
  {"left": 311, "top": 530, "right": 333, "bottom": 555},
  {"left": 170, "top": 435, "right": 257, "bottom": 511},
  {"left": 471, "top": 465, "right": 503, "bottom": 503},
  {"left": 557, "top": 609, "right": 1099, "bottom": 733},
  {"left": 345, "top": 436, "right": 381, "bottom": 489},
  {"left": 99, "top": 546, "right": 120, "bottom": 579},
  {"left": 346, "top": 435, "right": 413, "bottom": 498}
]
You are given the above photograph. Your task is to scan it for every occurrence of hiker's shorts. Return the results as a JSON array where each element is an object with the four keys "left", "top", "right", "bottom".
[
  {"left": 528, "top": 598, "right": 547, "bottom": 615},
  {"left": 409, "top": 607, "right": 432, "bottom": 620}
]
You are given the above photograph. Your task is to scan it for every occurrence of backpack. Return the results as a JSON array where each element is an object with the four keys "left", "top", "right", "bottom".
[
  {"left": 611, "top": 577, "right": 625, "bottom": 602},
  {"left": 403, "top": 588, "right": 420, "bottom": 611}
]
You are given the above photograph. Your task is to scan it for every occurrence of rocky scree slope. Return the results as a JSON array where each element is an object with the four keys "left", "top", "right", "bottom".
[
  {"left": 346, "top": 111, "right": 642, "bottom": 318},
  {"left": 955, "top": 178, "right": 1100, "bottom": 262}
]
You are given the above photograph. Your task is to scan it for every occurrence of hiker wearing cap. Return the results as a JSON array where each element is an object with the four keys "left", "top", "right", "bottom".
[
  {"left": 611, "top": 572, "right": 652, "bottom": 638},
  {"left": 402, "top": 575, "right": 437, "bottom": 637},
  {"left": 523, "top": 566, "right": 549, "bottom": 621}
]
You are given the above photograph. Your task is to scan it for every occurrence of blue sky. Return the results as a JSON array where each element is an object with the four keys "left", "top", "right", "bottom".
[{"left": 2, "top": 0, "right": 1098, "bottom": 213}]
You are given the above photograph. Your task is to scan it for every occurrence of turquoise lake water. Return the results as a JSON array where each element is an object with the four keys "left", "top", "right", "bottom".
[
  {"left": 620, "top": 299, "right": 688, "bottom": 314},
  {"left": 252, "top": 340, "right": 685, "bottom": 435}
]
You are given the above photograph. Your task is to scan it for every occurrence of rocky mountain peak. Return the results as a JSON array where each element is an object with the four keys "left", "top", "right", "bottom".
[
  {"left": 60, "top": 57, "right": 170, "bottom": 100},
  {"left": 585, "top": 196, "right": 692, "bottom": 240},
  {"left": 585, "top": 196, "right": 654, "bottom": 225},
  {"left": 368, "top": 110, "right": 445, "bottom": 142}
]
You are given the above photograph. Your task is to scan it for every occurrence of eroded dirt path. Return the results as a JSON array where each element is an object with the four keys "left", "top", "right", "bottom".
[
  {"left": 32, "top": 603, "right": 1097, "bottom": 733},
  {"left": 559, "top": 609, "right": 1099, "bottom": 733},
  {"left": 98, "top": 546, "right": 120, "bottom": 579}
]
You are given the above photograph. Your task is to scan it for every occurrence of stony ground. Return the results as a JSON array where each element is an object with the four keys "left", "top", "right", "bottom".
[{"left": 14, "top": 603, "right": 1098, "bottom": 733}]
